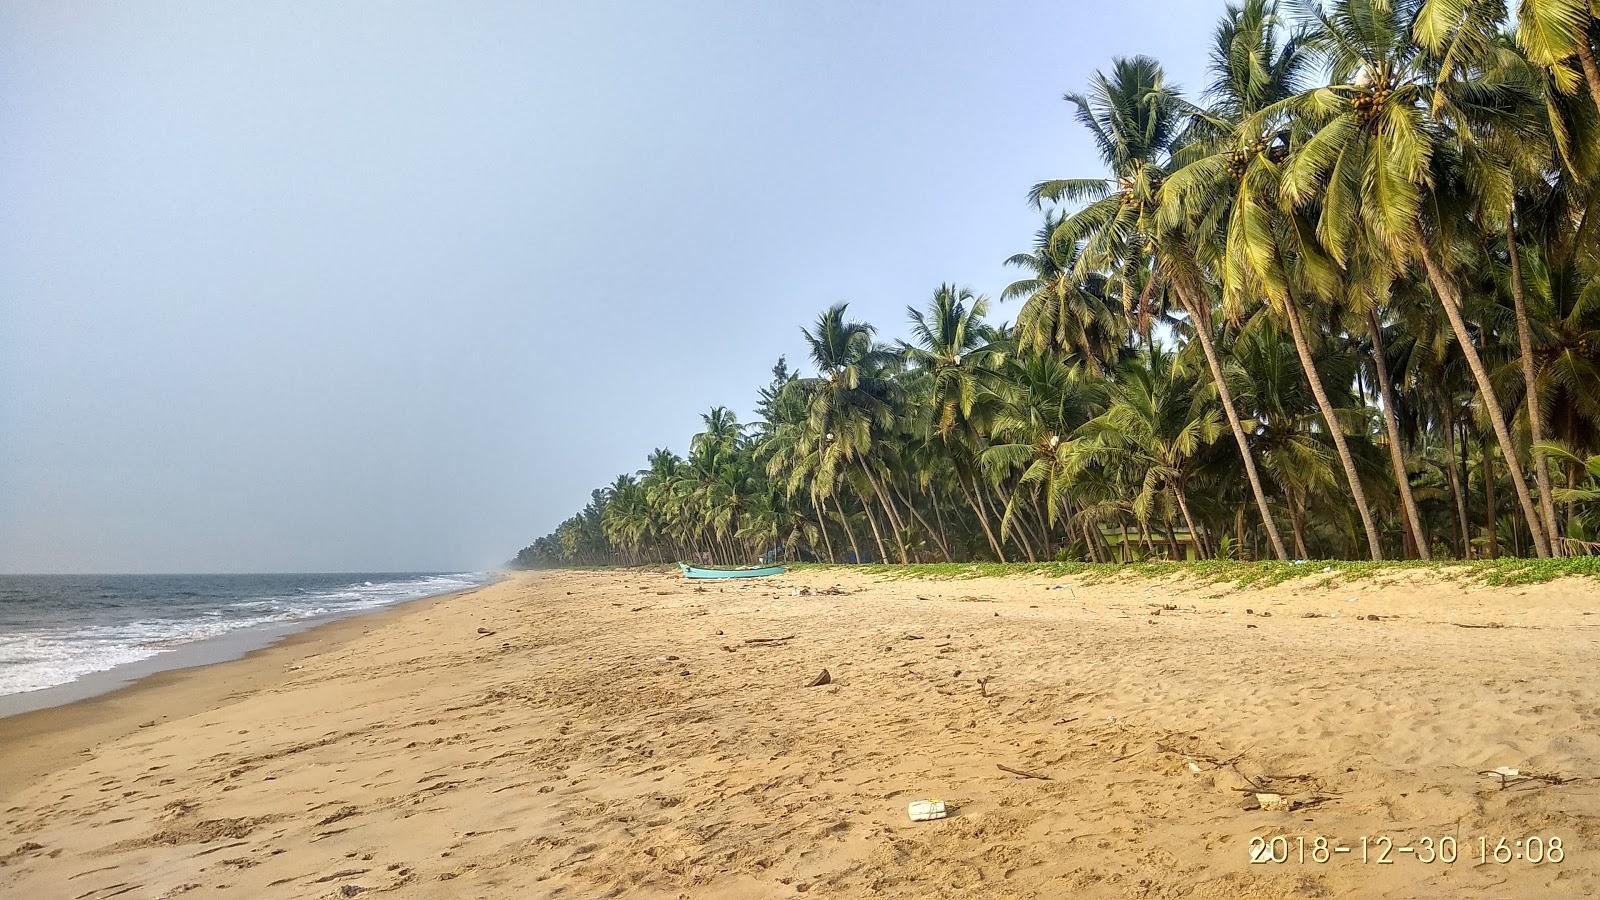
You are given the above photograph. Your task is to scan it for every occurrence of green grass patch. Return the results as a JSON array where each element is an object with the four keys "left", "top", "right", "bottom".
[{"left": 786, "top": 556, "right": 1600, "bottom": 587}]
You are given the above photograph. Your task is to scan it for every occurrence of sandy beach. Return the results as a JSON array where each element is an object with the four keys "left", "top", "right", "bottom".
[{"left": 3, "top": 568, "right": 1599, "bottom": 899}]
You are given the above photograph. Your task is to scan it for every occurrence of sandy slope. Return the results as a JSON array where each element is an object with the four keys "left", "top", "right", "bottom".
[{"left": 2, "top": 568, "right": 1599, "bottom": 899}]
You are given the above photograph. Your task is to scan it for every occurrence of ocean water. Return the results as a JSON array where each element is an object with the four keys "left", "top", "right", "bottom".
[{"left": 0, "top": 572, "right": 492, "bottom": 701}]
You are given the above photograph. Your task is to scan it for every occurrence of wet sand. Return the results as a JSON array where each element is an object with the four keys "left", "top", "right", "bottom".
[{"left": 2, "top": 568, "right": 1598, "bottom": 898}]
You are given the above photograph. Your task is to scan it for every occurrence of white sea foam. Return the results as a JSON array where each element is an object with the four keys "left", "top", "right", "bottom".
[{"left": 0, "top": 573, "right": 489, "bottom": 697}]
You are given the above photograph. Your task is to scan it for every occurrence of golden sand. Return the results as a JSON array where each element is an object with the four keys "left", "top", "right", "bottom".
[{"left": 3, "top": 569, "right": 1598, "bottom": 898}]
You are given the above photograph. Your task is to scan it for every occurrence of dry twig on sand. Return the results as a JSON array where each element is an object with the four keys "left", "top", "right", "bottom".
[
  {"left": 997, "top": 764, "right": 1050, "bottom": 780},
  {"left": 1478, "top": 768, "right": 1588, "bottom": 790},
  {"left": 743, "top": 635, "right": 796, "bottom": 645}
]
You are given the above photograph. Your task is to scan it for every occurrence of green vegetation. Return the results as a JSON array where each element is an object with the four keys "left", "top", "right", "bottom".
[
  {"left": 514, "top": 0, "right": 1600, "bottom": 572},
  {"left": 790, "top": 557, "right": 1600, "bottom": 587}
]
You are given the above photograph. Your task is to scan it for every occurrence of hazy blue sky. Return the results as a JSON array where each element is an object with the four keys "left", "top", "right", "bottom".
[{"left": 1, "top": 1, "right": 1220, "bottom": 573}]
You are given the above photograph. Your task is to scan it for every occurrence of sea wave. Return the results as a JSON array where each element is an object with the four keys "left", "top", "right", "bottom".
[{"left": 0, "top": 572, "right": 490, "bottom": 697}]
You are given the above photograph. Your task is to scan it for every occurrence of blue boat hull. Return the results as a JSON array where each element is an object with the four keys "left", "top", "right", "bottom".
[{"left": 678, "top": 563, "right": 787, "bottom": 579}]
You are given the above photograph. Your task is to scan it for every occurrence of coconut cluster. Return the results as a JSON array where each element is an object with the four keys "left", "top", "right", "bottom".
[
  {"left": 1226, "top": 138, "right": 1270, "bottom": 179},
  {"left": 1351, "top": 86, "right": 1391, "bottom": 125}
]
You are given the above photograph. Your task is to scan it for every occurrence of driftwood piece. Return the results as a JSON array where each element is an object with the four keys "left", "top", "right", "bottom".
[
  {"left": 997, "top": 763, "right": 1050, "bottom": 781},
  {"left": 743, "top": 635, "right": 796, "bottom": 645}
]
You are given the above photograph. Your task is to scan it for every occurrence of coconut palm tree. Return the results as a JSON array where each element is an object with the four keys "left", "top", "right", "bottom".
[
  {"left": 1509, "top": 0, "right": 1600, "bottom": 113},
  {"left": 980, "top": 348, "right": 1107, "bottom": 550},
  {"left": 1160, "top": 0, "right": 1389, "bottom": 559},
  {"left": 797, "top": 303, "right": 911, "bottom": 563},
  {"left": 1034, "top": 54, "right": 1293, "bottom": 561},
  {"left": 1002, "top": 213, "right": 1125, "bottom": 371},
  {"left": 1074, "top": 345, "right": 1223, "bottom": 556},
  {"left": 1282, "top": 0, "right": 1553, "bottom": 556}
]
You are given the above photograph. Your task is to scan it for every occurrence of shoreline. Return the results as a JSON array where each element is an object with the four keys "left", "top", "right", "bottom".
[{"left": 0, "top": 578, "right": 495, "bottom": 799}]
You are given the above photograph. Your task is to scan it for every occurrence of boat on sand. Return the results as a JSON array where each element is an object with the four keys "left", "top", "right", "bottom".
[{"left": 678, "top": 563, "right": 786, "bottom": 579}]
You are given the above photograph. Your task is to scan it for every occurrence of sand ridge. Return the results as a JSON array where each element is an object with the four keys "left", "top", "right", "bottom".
[{"left": 2, "top": 569, "right": 1598, "bottom": 898}]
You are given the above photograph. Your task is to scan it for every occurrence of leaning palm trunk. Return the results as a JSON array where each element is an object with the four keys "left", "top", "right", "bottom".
[
  {"left": 1505, "top": 220, "right": 1563, "bottom": 551},
  {"left": 1172, "top": 482, "right": 1206, "bottom": 559},
  {"left": 1174, "top": 282, "right": 1290, "bottom": 561},
  {"left": 831, "top": 493, "right": 863, "bottom": 564},
  {"left": 1419, "top": 246, "right": 1551, "bottom": 557},
  {"left": 961, "top": 473, "right": 1007, "bottom": 561},
  {"left": 1578, "top": 41, "right": 1600, "bottom": 117},
  {"left": 857, "top": 460, "right": 910, "bottom": 563},
  {"left": 855, "top": 486, "right": 891, "bottom": 563},
  {"left": 1290, "top": 493, "right": 1310, "bottom": 559},
  {"left": 1442, "top": 404, "right": 1473, "bottom": 556},
  {"left": 1030, "top": 492, "right": 1057, "bottom": 558},
  {"left": 930, "top": 491, "right": 952, "bottom": 557},
  {"left": 1282, "top": 298, "right": 1383, "bottom": 560},
  {"left": 1484, "top": 437, "right": 1500, "bottom": 558},
  {"left": 1366, "top": 308, "right": 1430, "bottom": 559},
  {"left": 1081, "top": 518, "right": 1103, "bottom": 562},
  {"left": 811, "top": 494, "right": 836, "bottom": 563},
  {"left": 892, "top": 482, "right": 952, "bottom": 561},
  {"left": 992, "top": 483, "right": 1038, "bottom": 562}
]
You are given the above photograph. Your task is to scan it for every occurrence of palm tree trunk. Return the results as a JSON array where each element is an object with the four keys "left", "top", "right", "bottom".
[
  {"left": 993, "top": 483, "right": 1038, "bottom": 562},
  {"left": 1576, "top": 40, "right": 1600, "bottom": 117},
  {"left": 931, "top": 490, "right": 952, "bottom": 557},
  {"left": 1567, "top": 462, "right": 1579, "bottom": 530},
  {"left": 812, "top": 494, "right": 836, "bottom": 563},
  {"left": 893, "top": 483, "right": 952, "bottom": 561},
  {"left": 1282, "top": 297, "right": 1384, "bottom": 560},
  {"left": 877, "top": 476, "right": 913, "bottom": 550},
  {"left": 832, "top": 493, "right": 863, "bottom": 564},
  {"left": 858, "top": 461, "right": 909, "bottom": 563},
  {"left": 1175, "top": 285, "right": 1290, "bottom": 561},
  {"left": 1443, "top": 403, "right": 1471, "bottom": 557},
  {"left": 1291, "top": 492, "right": 1309, "bottom": 560},
  {"left": 1017, "top": 486, "right": 1056, "bottom": 557},
  {"left": 957, "top": 472, "right": 1006, "bottom": 561},
  {"left": 1366, "top": 308, "right": 1430, "bottom": 559},
  {"left": 1419, "top": 245, "right": 1551, "bottom": 557},
  {"left": 1483, "top": 438, "right": 1499, "bottom": 559},
  {"left": 1173, "top": 483, "right": 1205, "bottom": 560},
  {"left": 1030, "top": 492, "right": 1054, "bottom": 558},
  {"left": 1505, "top": 219, "right": 1563, "bottom": 552},
  {"left": 855, "top": 486, "right": 891, "bottom": 563}
]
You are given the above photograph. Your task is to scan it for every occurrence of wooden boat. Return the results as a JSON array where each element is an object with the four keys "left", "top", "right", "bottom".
[{"left": 678, "top": 562, "right": 787, "bottom": 580}]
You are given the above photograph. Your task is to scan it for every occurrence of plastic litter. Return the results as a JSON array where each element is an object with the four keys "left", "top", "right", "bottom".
[{"left": 1255, "top": 792, "right": 1292, "bottom": 811}]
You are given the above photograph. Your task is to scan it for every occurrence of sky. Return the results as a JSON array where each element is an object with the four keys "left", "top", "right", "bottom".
[{"left": 0, "top": 1, "right": 1222, "bottom": 574}]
